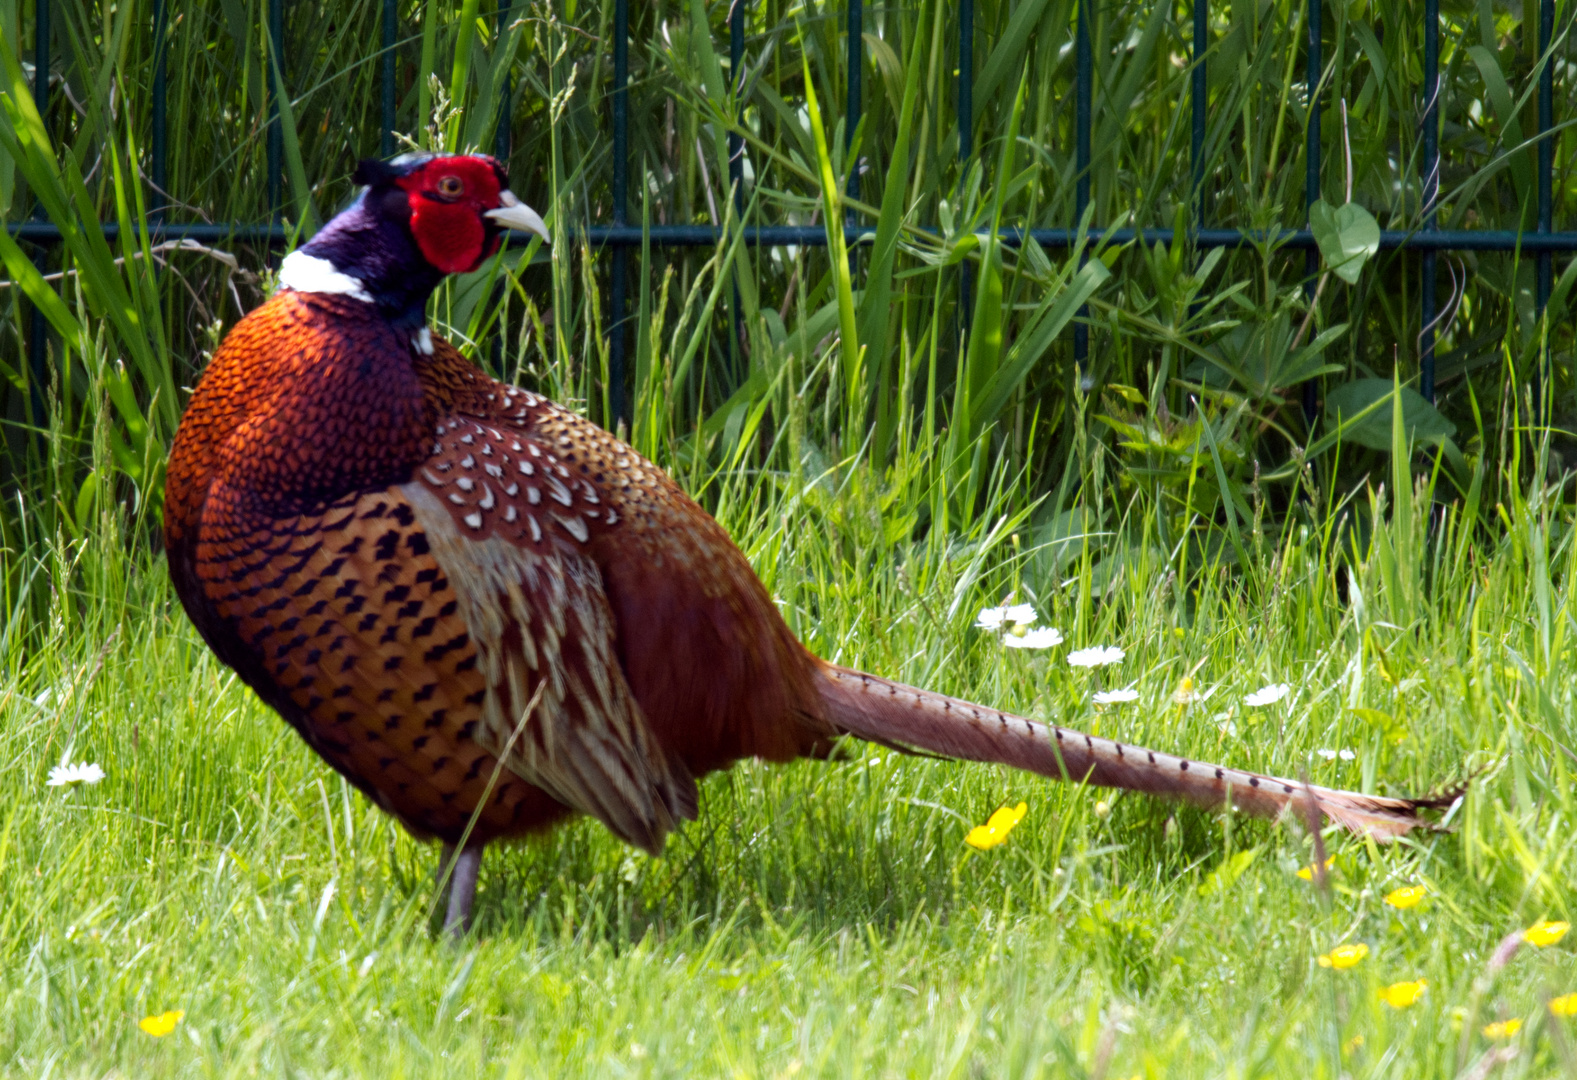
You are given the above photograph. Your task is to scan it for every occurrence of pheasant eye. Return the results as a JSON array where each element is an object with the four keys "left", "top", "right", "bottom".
[{"left": 436, "top": 175, "right": 464, "bottom": 198}]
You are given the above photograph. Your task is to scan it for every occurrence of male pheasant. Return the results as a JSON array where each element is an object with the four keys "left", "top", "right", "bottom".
[{"left": 165, "top": 154, "right": 1456, "bottom": 933}]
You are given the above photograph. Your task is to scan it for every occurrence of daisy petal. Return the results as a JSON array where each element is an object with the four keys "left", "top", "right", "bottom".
[
  {"left": 1067, "top": 646, "right": 1124, "bottom": 668},
  {"left": 1003, "top": 603, "right": 1037, "bottom": 627},
  {"left": 1004, "top": 627, "right": 1064, "bottom": 650},
  {"left": 46, "top": 762, "right": 105, "bottom": 787},
  {"left": 1244, "top": 683, "right": 1289, "bottom": 707},
  {"left": 975, "top": 606, "right": 1009, "bottom": 630}
]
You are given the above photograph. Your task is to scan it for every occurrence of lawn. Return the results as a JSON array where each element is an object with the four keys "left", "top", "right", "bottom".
[
  {"left": 2, "top": 0, "right": 1574, "bottom": 1074},
  {"left": 3, "top": 460, "right": 1573, "bottom": 1078}
]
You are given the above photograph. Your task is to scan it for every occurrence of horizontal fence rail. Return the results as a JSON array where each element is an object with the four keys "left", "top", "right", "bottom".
[
  {"left": 6, "top": 0, "right": 1573, "bottom": 416},
  {"left": 13, "top": 222, "right": 1577, "bottom": 253}
]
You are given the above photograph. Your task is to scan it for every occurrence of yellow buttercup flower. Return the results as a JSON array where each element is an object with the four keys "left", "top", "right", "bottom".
[
  {"left": 1379, "top": 979, "right": 1427, "bottom": 1008},
  {"left": 965, "top": 802, "right": 1027, "bottom": 850},
  {"left": 1317, "top": 943, "right": 1369, "bottom": 969},
  {"left": 1384, "top": 885, "right": 1427, "bottom": 909},
  {"left": 1297, "top": 856, "right": 1335, "bottom": 881},
  {"left": 1481, "top": 1018, "right": 1521, "bottom": 1039},
  {"left": 138, "top": 1010, "right": 185, "bottom": 1037},
  {"left": 1523, "top": 920, "right": 1570, "bottom": 947},
  {"left": 1549, "top": 993, "right": 1577, "bottom": 1018}
]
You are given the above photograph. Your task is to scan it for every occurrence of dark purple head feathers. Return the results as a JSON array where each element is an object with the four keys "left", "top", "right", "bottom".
[
  {"left": 294, "top": 160, "right": 445, "bottom": 328},
  {"left": 286, "top": 154, "right": 544, "bottom": 330}
]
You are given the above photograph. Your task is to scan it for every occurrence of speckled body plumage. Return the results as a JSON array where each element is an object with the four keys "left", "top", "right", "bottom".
[
  {"left": 167, "top": 289, "right": 826, "bottom": 850},
  {"left": 166, "top": 154, "right": 1458, "bottom": 930}
]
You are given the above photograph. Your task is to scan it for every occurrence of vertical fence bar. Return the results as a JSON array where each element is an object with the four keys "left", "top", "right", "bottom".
[
  {"left": 1535, "top": 0, "right": 1553, "bottom": 394},
  {"left": 958, "top": 0, "right": 973, "bottom": 164},
  {"left": 381, "top": 0, "right": 395, "bottom": 158},
  {"left": 728, "top": 0, "right": 744, "bottom": 367},
  {"left": 728, "top": 1, "right": 744, "bottom": 215},
  {"left": 609, "top": 0, "right": 628, "bottom": 426},
  {"left": 32, "top": 0, "right": 47, "bottom": 130},
  {"left": 1301, "top": 0, "right": 1320, "bottom": 421},
  {"left": 495, "top": 0, "right": 513, "bottom": 160},
  {"left": 1191, "top": 0, "right": 1206, "bottom": 229},
  {"left": 958, "top": 0, "right": 972, "bottom": 321},
  {"left": 1189, "top": 0, "right": 1206, "bottom": 331},
  {"left": 489, "top": 0, "right": 516, "bottom": 381},
  {"left": 28, "top": 0, "right": 50, "bottom": 411},
  {"left": 844, "top": 0, "right": 862, "bottom": 281},
  {"left": 846, "top": 0, "right": 861, "bottom": 209},
  {"left": 151, "top": 0, "right": 168, "bottom": 222},
  {"left": 266, "top": 0, "right": 283, "bottom": 217},
  {"left": 1420, "top": 0, "right": 1438, "bottom": 402},
  {"left": 1073, "top": 0, "right": 1091, "bottom": 369}
]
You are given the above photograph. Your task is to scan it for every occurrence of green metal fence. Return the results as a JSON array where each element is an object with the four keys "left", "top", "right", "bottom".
[{"left": 7, "top": 0, "right": 1575, "bottom": 422}]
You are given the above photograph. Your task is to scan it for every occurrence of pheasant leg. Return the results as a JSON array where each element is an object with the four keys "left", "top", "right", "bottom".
[{"left": 439, "top": 842, "right": 483, "bottom": 937}]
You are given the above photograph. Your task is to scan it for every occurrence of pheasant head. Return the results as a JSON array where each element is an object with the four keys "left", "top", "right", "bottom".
[{"left": 278, "top": 153, "right": 550, "bottom": 329}]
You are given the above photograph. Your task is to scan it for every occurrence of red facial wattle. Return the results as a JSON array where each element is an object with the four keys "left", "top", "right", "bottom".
[{"left": 397, "top": 157, "right": 506, "bottom": 274}]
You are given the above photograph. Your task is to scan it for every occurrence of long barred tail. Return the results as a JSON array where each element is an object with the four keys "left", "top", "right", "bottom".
[{"left": 817, "top": 663, "right": 1462, "bottom": 841}]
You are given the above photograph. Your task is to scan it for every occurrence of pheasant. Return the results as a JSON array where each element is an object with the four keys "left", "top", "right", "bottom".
[{"left": 165, "top": 153, "right": 1458, "bottom": 933}]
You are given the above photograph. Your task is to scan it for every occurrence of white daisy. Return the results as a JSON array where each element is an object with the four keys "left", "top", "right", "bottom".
[
  {"left": 47, "top": 762, "right": 105, "bottom": 787},
  {"left": 1244, "top": 683, "right": 1290, "bottom": 707},
  {"left": 975, "top": 602, "right": 1037, "bottom": 631},
  {"left": 1004, "top": 627, "right": 1064, "bottom": 650},
  {"left": 1093, "top": 688, "right": 1140, "bottom": 704},
  {"left": 1316, "top": 748, "right": 1357, "bottom": 761},
  {"left": 1067, "top": 646, "right": 1124, "bottom": 668}
]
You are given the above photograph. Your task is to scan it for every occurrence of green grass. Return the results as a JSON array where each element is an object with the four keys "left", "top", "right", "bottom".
[
  {"left": 3, "top": 456, "right": 1575, "bottom": 1078},
  {"left": 2, "top": 0, "right": 1576, "bottom": 1074}
]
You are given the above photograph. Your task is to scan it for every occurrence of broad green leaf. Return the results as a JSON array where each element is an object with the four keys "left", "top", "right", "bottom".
[
  {"left": 1309, "top": 199, "right": 1379, "bottom": 285},
  {"left": 1202, "top": 314, "right": 1347, "bottom": 398},
  {"left": 1325, "top": 379, "right": 1457, "bottom": 451}
]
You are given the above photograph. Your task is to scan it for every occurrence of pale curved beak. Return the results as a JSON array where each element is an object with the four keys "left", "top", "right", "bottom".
[{"left": 485, "top": 189, "right": 551, "bottom": 244}]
